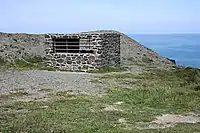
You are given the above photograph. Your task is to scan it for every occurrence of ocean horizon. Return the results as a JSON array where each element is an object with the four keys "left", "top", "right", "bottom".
[{"left": 129, "top": 34, "right": 200, "bottom": 68}]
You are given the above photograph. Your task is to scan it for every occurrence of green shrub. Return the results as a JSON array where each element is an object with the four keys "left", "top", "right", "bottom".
[
  {"left": 40, "top": 67, "right": 56, "bottom": 71},
  {"left": 22, "top": 56, "right": 44, "bottom": 63},
  {"left": 0, "top": 56, "right": 6, "bottom": 66},
  {"left": 14, "top": 59, "right": 33, "bottom": 68},
  {"left": 142, "top": 57, "right": 153, "bottom": 64},
  {"left": 12, "top": 56, "right": 45, "bottom": 70},
  {"left": 193, "top": 85, "right": 200, "bottom": 91},
  {"left": 175, "top": 67, "right": 200, "bottom": 85}
]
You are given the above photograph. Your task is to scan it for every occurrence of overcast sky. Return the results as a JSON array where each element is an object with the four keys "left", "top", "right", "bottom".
[{"left": 1, "top": 0, "right": 200, "bottom": 34}]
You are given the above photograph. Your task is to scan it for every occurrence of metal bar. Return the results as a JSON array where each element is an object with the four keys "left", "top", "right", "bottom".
[
  {"left": 54, "top": 49, "right": 93, "bottom": 50},
  {"left": 55, "top": 42, "right": 92, "bottom": 44},
  {"left": 53, "top": 39, "right": 55, "bottom": 53},
  {"left": 54, "top": 42, "right": 80, "bottom": 44},
  {"left": 55, "top": 49, "right": 80, "bottom": 50},
  {"left": 56, "top": 43, "right": 94, "bottom": 46},
  {"left": 55, "top": 43, "right": 93, "bottom": 45},
  {"left": 53, "top": 39, "right": 94, "bottom": 53},
  {"left": 55, "top": 45, "right": 93, "bottom": 47},
  {"left": 66, "top": 39, "right": 68, "bottom": 53},
  {"left": 78, "top": 40, "right": 80, "bottom": 53}
]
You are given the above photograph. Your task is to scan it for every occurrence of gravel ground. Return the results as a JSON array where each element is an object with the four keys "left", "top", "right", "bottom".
[
  {"left": 0, "top": 67, "right": 144, "bottom": 103},
  {"left": 0, "top": 70, "right": 106, "bottom": 100}
]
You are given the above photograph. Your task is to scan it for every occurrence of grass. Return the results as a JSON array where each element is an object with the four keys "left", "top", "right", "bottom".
[
  {"left": 0, "top": 56, "right": 46, "bottom": 71},
  {"left": 0, "top": 91, "right": 29, "bottom": 103},
  {"left": 0, "top": 91, "right": 29, "bottom": 100},
  {"left": 40, "top": 67, "right": 57, "bottom": 71},
  {"left": 98, "top": 72, "right": 137, "bottom": 79},
  {"left": 0, "top": 56, "right": 58, "bottom": 71},
  {"left": 0, "top": 91, "right": 29, "bottom": 106},
  {"left": 88, "top": 78, "right": 103, "bottom": 83},
  {"left": 9, "top": 91, "right": 29, "bottom": 97},
  {"left": 0, "top": 56, "right": 6, "bottom": 66},
  {"left": 22, "top": 56, "right": 44, "bottom": 63},
  {"left": 1, "top": 56, "right": 128, "bottom": 73},
  {"left": 0, "top": 56, "right": 7, "bottom": 70},
  {"left": 1, "top": 67, "right": 200, "bottom": 132},
  {"left": 13, "top": 56, "right": 45, "bottom": 70},
  {"left": 38, "top": 88, "right": 54, "bottom": 92},
  {"left": 0, "top": 94, "right": 12, "bottom": 101},
  {"left": 89, "top": 66, "right": 127, "bottom": 73},
  {"left": 142, "top": 57, "right": 153, "bottom": 64}
]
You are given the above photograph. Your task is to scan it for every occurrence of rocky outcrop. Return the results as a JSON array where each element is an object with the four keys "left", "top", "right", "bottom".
[
  {"left": 0, "top": 32, "right": 46, "bottom": 61},
  {"left": 119, "top": 32, "right": 175, "bottom": 67},
  {"left": 167, "top": 58, "right": 176, "bottom": 64}
]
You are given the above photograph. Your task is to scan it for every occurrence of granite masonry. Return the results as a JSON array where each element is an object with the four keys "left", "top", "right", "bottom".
[{"left": 45, "top": 33, "right": 120, "bottom": 71}]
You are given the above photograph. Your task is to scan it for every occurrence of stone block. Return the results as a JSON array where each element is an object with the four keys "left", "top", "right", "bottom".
[{"left": 57, "top": 59, "right": 64, "bottom": 63}]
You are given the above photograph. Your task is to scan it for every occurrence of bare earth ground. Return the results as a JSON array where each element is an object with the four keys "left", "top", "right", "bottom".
[
  {"left": 0, "top": 65, "right": 143, "bottom": 100},
  {"left": 0, "top": 70, "right": 105, "bottom": 102}
]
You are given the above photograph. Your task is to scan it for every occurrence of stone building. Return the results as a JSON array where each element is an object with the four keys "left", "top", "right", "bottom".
[{"left": 45, "top": 32, "right": 120, "bottom": 71}]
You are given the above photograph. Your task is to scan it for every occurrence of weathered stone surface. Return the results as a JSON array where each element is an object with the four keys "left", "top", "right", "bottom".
[
  {"left": 57, "top": 59, "right": 64, "bottom": 63},
  {"left": 45, "top": 32, "right": 120, "bottom": 71},
  {"left": 67, "top": 60, "right": 72, "bottom": 64},
  {"left": 167, "top": 58, "right": 176, "bottom": 64},
  {"left": 0, "top": 33, "right": 45, "bottom": 60}
]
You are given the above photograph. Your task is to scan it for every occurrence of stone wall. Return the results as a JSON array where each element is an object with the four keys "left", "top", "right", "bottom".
[
  {"left": 46, "top": 53, "right": 98, "bottom": 71},
  {"left": 101, "top": 33, "right": 120, "bottom": 67},
  {"left": 45, "top": 33, "right": 120, "bottom": 71}
]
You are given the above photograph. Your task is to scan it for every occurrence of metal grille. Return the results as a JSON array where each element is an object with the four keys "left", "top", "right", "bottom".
[{"left": 53, "top": 37, "right": 93, "bottom": 53}]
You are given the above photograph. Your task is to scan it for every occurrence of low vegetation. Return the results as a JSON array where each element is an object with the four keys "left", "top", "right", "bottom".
[
  {"left": 0, "top": 56, "right": 6, "bottom": 66},
  {"left": 38, "top": 88, "right": 54, "bottom": 93},
  {"left": 0, "top": 91, "right": 29, "bottom": 105},
  {"left": 12, "top": 56, "right": 45, "bottom": 69},
  {"left": 1, "top": 67, "right": 200, "bottom": 132},
  {"left": 0, "top": 56, "right": 127, "bottom": 73},
  {"left": 142, "top": 57, "right": 153, "bottom": 64},
  {"left": 89, "top": 66, "right": 127, "bottom": 73},
  {"left": 9, "top": 91, "right": 29, "bottom": 97},
  {"left": 0, "top": 56, "right": 56, "bottom": 71}
]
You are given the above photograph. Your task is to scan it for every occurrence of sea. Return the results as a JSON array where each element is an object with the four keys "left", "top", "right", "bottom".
[{"left": 130, "top": 34, "right": 200, "bottom": 68}]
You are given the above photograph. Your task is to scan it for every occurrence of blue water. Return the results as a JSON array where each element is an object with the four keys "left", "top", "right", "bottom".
[{"left": 130, "top": 34, "right": 200, "bottom": 68}]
